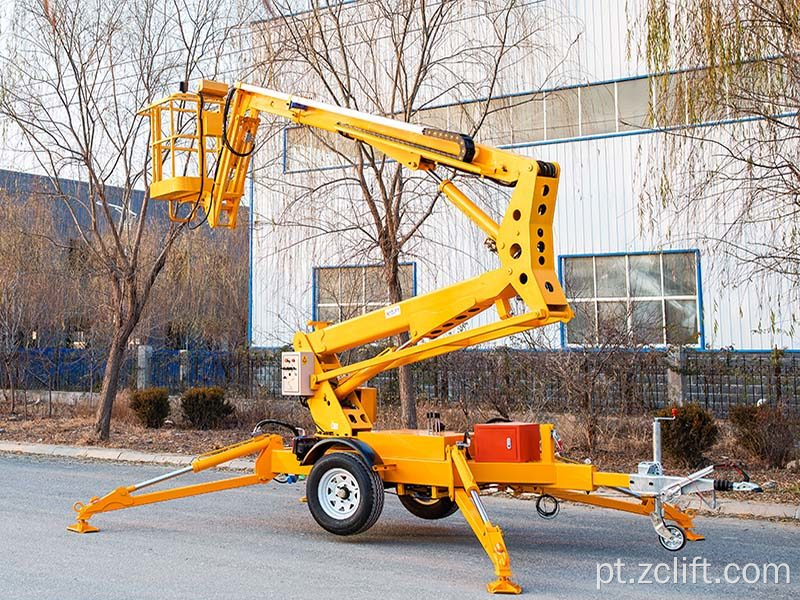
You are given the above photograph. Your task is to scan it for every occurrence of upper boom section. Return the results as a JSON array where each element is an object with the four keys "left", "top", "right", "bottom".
[{"left": 140, "top": 80, "right": 551, "bottom": 228}]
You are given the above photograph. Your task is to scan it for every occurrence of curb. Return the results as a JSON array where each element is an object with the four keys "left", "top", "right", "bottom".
[
  {"left": 682, "top": 496, "right": 800, "bottom": 520},
  {"left": 0, "top": 440, "right": 255, "bottom": 471},
  {"left": 1, "top": 440, "right": 797, "bottom": 521}
]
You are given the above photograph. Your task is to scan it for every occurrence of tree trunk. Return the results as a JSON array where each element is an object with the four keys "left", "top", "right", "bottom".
[
  {"left": 8, "top": 362, "right": 16, "bottom": 414},
  {"left": 94, "top": 334, "right": 127, "bottom": 440},
  {"left": 397, "top": 333, "right": 417, "bottom": 429}
]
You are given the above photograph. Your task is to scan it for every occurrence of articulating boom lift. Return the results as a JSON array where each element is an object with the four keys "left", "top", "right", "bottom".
[{"left": 68, "top": 80, "right": 757, "bottom": 594}]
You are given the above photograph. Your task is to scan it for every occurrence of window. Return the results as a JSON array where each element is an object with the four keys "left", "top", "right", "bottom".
[
  {"left": 418, "top": 106, "right": 450, "bottom": 130},
  {"left": 581, "top": 83, "right": 616, "bottom": 135},
  {"left": 685, "top": 69, "right": 729, "bottom": 123},
  {"left": 452, "top": 101, "right": 482, "bottom": 134},
  {"left": 652, "top": 73, "right": 687, "bottom": 127},
  {"left": 545, "top": 88, "right": 579, "bottom": 139},
  {"left": 562, "top": 251, "right": 701, "bottom": 347},
  {"left": 510, "top": 93, "right": 545, "bottom": 144},
  {"left": 480, "top": 97, "right": 514, "bottom": 145},
  {"left": 314, "top": 263, "right": 416, "bottom": 323},
  {"left": 616, "top": 78, "right": 652, "bottom": 131}
]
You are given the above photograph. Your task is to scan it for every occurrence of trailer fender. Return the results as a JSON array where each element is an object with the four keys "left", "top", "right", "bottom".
[{"left": 300, "top": 438, "right": 381, "bottom": 467}]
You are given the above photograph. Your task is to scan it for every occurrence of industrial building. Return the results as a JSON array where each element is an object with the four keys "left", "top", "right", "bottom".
[{"left": 244, "top": 2, "right": 795, "bottom": 352}]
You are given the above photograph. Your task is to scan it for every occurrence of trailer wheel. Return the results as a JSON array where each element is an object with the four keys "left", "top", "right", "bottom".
[
  {"left": 307, "top": 452, "right": 384, "bottom": 536},
  {"left": 398, "top": 494, "right": 459, "bottom": 520},
  {"left": 535, "top": 494, "right": 560, "bottom": 519},
  {"left": 658, "top": 525, "right": 686, "bottom": 551}
]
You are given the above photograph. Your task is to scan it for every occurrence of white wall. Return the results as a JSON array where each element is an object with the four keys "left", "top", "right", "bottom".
[{"left": 250, "top": 0, "right": 799, "bottom": 351}]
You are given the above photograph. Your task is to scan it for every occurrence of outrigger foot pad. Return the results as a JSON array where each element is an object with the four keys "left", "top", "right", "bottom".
[
  {"left": 487, "top": 577, "right": 522, "bottom": 595},
  {"left": 67, "top": 520, "right": 99, "bottom": 534}
]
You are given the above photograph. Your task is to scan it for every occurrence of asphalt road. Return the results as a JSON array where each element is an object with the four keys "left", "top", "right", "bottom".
[{"left": 0, "top": 454, "right": 797, "bottom": 600}]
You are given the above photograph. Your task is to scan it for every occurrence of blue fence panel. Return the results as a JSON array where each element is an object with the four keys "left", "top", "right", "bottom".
[{"left": 3, "top": 347, "right": 798, "bottom": 415}]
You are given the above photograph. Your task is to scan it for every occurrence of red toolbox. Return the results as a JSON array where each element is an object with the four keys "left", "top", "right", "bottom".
[{"left": 471, "top": 422, "right": 541, "bottom": 462}]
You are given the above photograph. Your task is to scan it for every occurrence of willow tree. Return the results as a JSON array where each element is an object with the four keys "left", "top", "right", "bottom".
[{"left": 639, "top": 1, "right": 799, "bottom": 283}]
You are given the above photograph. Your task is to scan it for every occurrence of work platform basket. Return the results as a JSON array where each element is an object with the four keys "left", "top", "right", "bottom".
[{"left": 139, "top": 80, "right": 256, "bottom": 229}]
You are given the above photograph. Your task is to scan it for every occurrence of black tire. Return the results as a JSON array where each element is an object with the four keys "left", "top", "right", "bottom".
[
  {"left": 398, "top": 494, "right": 459, "bottom": 520},
  {"left": 307, "top": 452, "right": 384, "bottom": 536},
  {"left": 535, "top": 494, "right": 560, "bottom": 519},
  {"left": 658, "top": 525, "right": 687, "bottom": 551}
]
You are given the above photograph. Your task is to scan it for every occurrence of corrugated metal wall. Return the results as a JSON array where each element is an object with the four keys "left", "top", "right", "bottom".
[{"left": 250, "top": 0, "right": 799, "bottom": 351}]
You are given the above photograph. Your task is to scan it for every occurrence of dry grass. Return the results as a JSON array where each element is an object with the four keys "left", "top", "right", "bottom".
[
  {"left": 2, "top": 395, "right": 798, "bottom": 504},
  {"left": 111, "top": 389, "right": 138, "bottom": 424}
]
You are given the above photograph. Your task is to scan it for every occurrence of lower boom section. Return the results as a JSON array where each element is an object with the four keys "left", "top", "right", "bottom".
[{"left": 68, "top": 424, "right": 714, "bottom": 595}]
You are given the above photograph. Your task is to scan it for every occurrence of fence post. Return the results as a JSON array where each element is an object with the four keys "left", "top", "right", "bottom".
[
  {"left": 136, "top": 345, "right": 153, "bottom": 390},
  {"left": 772, "top": 346, "right": 784, "bottom": 409},
  {"left": 666, "top": 347, "right": 686, "bottom": 406},
  {"left": 178, "top": 349, "right": 189, "bottom": 391}
]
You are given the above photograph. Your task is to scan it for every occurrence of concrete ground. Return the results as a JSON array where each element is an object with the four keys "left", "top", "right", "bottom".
[{"left": 0, "top": 454, "right": 797, "bottom": 600}]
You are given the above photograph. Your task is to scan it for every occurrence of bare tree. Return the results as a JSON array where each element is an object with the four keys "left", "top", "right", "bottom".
[
  {"left": 142, "top": 223, "right": 250, "bottom": 351},
  {"left": 0, "top": 0, "right": 255, "bottom": 438},
  {"left": 0, "top": 194, "right": 66, "bottom": 413},
  {"left": 254, "top": 0, "right": 567, "bottom": 428},
  {"left": 636, "top": 1, "right": 800, "bottom": 287}
]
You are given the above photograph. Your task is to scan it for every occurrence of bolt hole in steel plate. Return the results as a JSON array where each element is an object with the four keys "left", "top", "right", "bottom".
[{"left": 318, "top": 468, "right": 361, "bottom": 519}]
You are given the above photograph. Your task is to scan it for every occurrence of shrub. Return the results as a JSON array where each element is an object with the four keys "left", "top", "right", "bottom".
[
  {"left": 729, "top": 404, "right": 797, "bottom": 468},
  {"left": 129, "top": 387, "right": 170, "bottom": 428},
  {"left": 659, "top": 403, "right": 718, "bottom": 467},
  {"left": 180, "top": 387, "right": 234, "bottom": 429}
]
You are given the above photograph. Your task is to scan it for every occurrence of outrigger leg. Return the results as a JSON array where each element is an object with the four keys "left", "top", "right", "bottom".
[
  {"left": 450, "top": 446, "right": 522, "bottom": 595},
  {"left": 67, "top": 434, "right": 283, "bottom": 533}
]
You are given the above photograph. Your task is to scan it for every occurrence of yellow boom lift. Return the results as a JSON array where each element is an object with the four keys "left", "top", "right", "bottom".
[{"left": 68, "top": 80, "right": 759, "bottom": 594}]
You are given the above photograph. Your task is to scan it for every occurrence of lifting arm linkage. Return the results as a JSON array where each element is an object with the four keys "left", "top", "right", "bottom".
[{"left": 140, "top": 80, "right": 573, "bottom": 436}]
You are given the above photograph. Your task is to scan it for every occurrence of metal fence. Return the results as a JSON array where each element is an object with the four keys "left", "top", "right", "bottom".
[
  {"left": 1, "top": 346, "right": 798, "bottom": 416},
  {"left": 684, "top": 351, "right": 800, "bottom": 416},
  {"left": 2, "top": 348, "right": 108, "bottom": 392}
]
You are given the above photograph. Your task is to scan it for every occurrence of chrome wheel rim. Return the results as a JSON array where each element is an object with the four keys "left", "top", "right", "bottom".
[
  {"left": 318, "top": 468, "right": 361, "bottom": 519},
  {"left": 660, "top": 526, "right": 685, "bottom": 550}
]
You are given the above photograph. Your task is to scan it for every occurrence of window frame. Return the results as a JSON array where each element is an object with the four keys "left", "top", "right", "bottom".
[
  {"left": 282, "top": 58, "right": 797, "bottom": 173},
  {"left": 312, "top": 262, "right": 417, "bottom": 323},
  {"left": 558, "top": 249, "right": 704, "bottom": 349}
]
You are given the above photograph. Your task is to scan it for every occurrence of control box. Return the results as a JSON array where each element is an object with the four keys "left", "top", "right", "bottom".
[
  {"left": 281, "top": 352, "right": 315, "bottom": 396},
  {"left": 471, "top": 422, "right": 541, "bottom": 463}
]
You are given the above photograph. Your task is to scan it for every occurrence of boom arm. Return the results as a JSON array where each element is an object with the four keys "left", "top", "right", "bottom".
[{"left": 141, "top": 80, "right": 573, "bottom": 436}]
